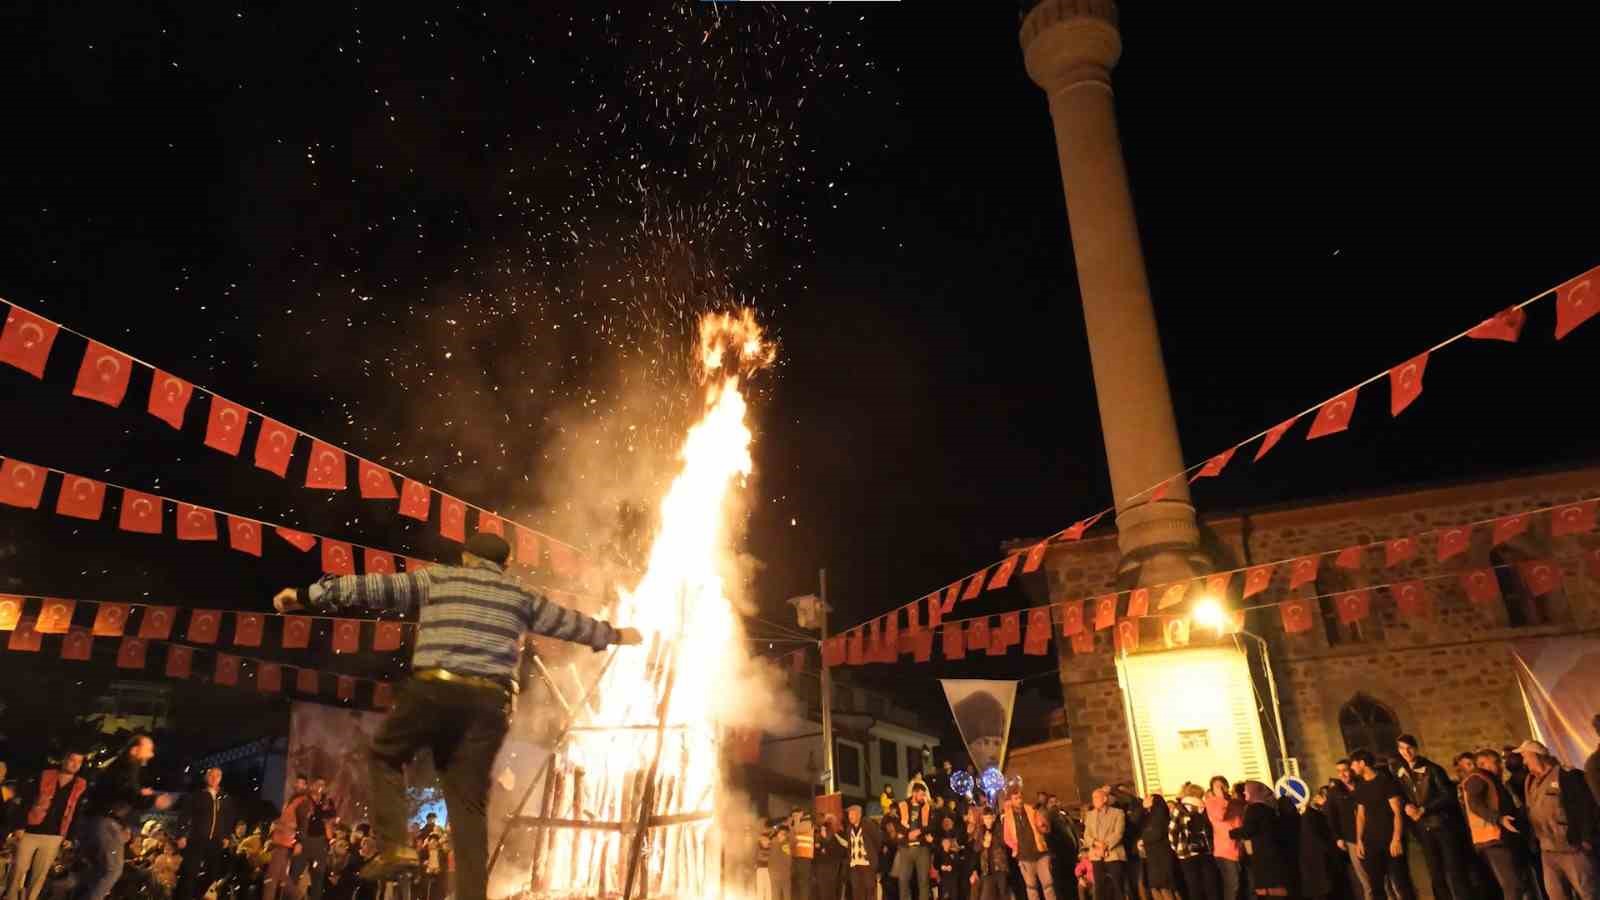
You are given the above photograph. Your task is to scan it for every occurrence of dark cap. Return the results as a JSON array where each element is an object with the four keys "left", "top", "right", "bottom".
[{"left": 465, "top": 533, "right": 511, "bottom": 566}]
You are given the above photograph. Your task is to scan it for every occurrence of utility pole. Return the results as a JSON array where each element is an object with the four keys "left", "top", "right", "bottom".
[{"left": 818, "top": 568, "right": 835, "bottom": 795}]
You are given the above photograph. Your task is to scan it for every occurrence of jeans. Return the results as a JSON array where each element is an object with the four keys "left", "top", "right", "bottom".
[
  {"left": 71, "top": 818, "right": 125, "bottom": 900},
  {"left": 1180, "top": 858, "right": 1220, "bottom": 900},
  {"left": 1216, "top": 858, "right": 1243, "bottom": 900},
  {"left": 1540, "top": 850, "right": 1599, "bottom": 900},
  {"left": 1020, "top": 855, "right": 1058, "bottom": 900},
  {"left": 263, "top": 845, "right": 299, "bottom": 900},
  {"left": 847, "top": 867, "right": 875, "bottom": 900},
  {"left": 368, "top": 677, "right": 511, "bottom": 900},
  {"left": 896, "top": 847, "right": 930, "bottom": 900},
  {"left": 976, "top": 873, "right": 1010, "bottom": 900},
  {"left": 1093, "top": 862, "right": 1127, "bottom": 900},
  {"left": 1358, "top": 845, "right": 1416, "bottom": 900},
  {"left": 1480, "top": 845, "right": 1527, "bottom": 900},
  {"left": 771, "top": 866, "right": 792, "bottom": 900},
  {"left": 1414, "top": 826, "right": 1474, "bottom": 900},
  {"left": 7, "top": 833, "right": 63, "bottom": 900}
]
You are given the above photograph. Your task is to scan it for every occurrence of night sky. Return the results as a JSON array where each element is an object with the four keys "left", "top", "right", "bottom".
[{"left": 3, "top": 2, "right": 1599, "bottom": 756}]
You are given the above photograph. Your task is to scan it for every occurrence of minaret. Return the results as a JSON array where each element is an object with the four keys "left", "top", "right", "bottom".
[{"left": 1020, "top": 0, "right": 1205, "bottom": 585}]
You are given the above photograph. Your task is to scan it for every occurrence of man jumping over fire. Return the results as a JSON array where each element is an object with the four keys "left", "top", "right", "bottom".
[{"left": 274, "top": 532, "right": 642, "bottom": 900}]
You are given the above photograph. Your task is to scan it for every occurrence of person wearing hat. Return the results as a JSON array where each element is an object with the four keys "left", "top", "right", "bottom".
[
  {"left": 1513, "top": 739, "right": 1600, "bottom": 900},
  {"left": 273, "top": 531, "right": 642, "bottom": 900}
]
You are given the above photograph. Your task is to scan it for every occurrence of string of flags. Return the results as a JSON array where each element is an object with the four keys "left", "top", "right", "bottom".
[
  {"left": 828, "top": 262, "right": 1600, "bottom": 648},
  {"left": 0, "top": 297, "right": 593, "bottom": 573},
  {"left": 825, "top": 483, "right": 1600, "bottom": 666}
]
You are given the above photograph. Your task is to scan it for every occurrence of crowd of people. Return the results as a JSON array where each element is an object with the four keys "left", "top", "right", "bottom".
[
  {"left": 0, "top": 737, "right": 454, "bottom": 900},
  {"left": 749, "top": 732, "right": 1600, "bottom": 900}
]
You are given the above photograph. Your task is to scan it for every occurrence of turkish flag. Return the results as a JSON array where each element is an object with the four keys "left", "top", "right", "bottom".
[
  {"left": 296, "top": 668, "right": 319, "bottom": 695},
  {"left": 999, "top": 611, "right": 1022, "bottom": 646},
  {"left": 1392, "top": 581, "right": 1431, "bottom": 618},
  {"left": 364, "top": 549, "right": 396, "bottom": 575},
  {"left": 1254, "top": 418, "right": 1297, "bottom": 462},
  {"left": 1150, "top": 477, "right": 1176, "bottom": 503},
  {"left": 138, "top": 606, "right": 176, "bottom": 640},
  {"left": 1553, "top": 501, "right": 1598, "bottom": 537},
  {"left": 1437, "top": 526, "right": 1471, "bottom": 562},
  {"left": 1389, "top": 352, "right": 1428, "bottom": 417},
  {"left": 215, "top": 655, "right": 241, "bottom": 687},
  {"left": 1289, "top": 556, "right": 1320, "bottom": 589},
  {"left": 275, "top": 527, "right": 317, "bottom": 552},
  {"left": 864, "top": 619, "right": 881, "bottom": 663},
  {"left": 165, "top": 644, "right": 193, "bottom": 679},
  {"left": 257, "top": 663, "right": 282, "bottom": 693},
  {"left": 515, "top": 529, "right": 541, "bottom": 568},
  {"left": 1158, "top": 582, "right": 1189, "bottom": 610},
  {"left": 911, "top": 629, "right": 935, "bottom": 663},
  {"left": 228, "top": 517, "right": 262, "bottom": 557},
  {"left": 1385, "top": 536, "right": 1417, "bottom": 567},
  {"left": 1024, "top": 608, "right": 1052, "bottom": 656},
  {"left": 358, "top": 460, "right": 399, "bottom": 499},
  {"left": 338, "top": 676, "right": 357, "bottom": 702},
  {"left": 548, "top": 541, "right": 579, "bottom": 577},
  {"left": 92, "top": 603, "right": 131, "bottom": 637},
  {"left": 961, "top": 572, "right": 985, "bottom": 602},
  {"left": 233, "top": 613, "right": 264, "bottom": 648},
  {"left": 942, "top": 584, "right": 961, "bottom": 614},
  {"left": 304, "top": 441, "right": 347, "bottom": 490},
  {"left": 822, "top": 635, "right": 846, "bottom": 667},
  {"left": 405, "top": 557, "right": 433, "bottom": 574},
  {"left": 0, "top": 459, "right": 48, "bottom": 509},
  {"left": 373, "top": 621, "right": 404, "bottom": 652},
  {"left": 118, "top": 489, "right": 163, "bottom": 534},
  {"left": 1307, "top": 389, "right": 1358, "bottom": 440},
  {"left": 117, "top": 637, "right": 148, "bottom": 670},
  {"left": 1062, "top": 600, "right": 1085, "bottom": 636},
  {"left": 8, "top": 620, "right": 42, "bottom": 652},
  {"left": 847, "top": 628, "right": 865, "bottom": 665},
  {"left": 1518, "top": 560, "right": 1562, "bottom": 597},
  {"left": 883, "top": 613, "right": 901, "bottom": 662},
  {"left": 253, "top": 419, "right": 299, "bottom": 477},
  {"left": 1192, "top": 447, "right": 1237, "bottom": 481},
  {"left": 1126, "top": 588, "right": 1150, "bottom": 618},
  {"left": 477, "top": 512, "right": 505, "bottom": 537},
  {"left": 1093, "top": 594, "right": 1118, "bottom": 631},
  {"left": 147, "top": 371, "right": 192, "bottom": 430},
  {"left": 1335, "top": 545, "right": 1364, "bottom": 570},
  {"left": 282, "top": 616, "right": 311, "bottom": 649},
  {"left": 331, "top": 619, "right": 362, "bottom": 654},
  {"left": 1467, "top": 306, "right": 1526, "bottom": 342},
  {"left": 926, "top": 593, "right": 944, "bottom": 630},
  {"left": 1164, "top": 617, "right": 1192, "bottom": 649},
  {"left": 968, "top": 617, "right": 991, "bottom": 655},
  {"left": 322, "top": 539, "right": 355, "bottom": 576},
  {"left": 204, "top": 396, "right": 249, "bottom": 456},
  {"left": 1461, "top": 569, "right": 1501, "bottom": 605},
  {"left": 987, "top": 622, "right": 1008, "bottom": 657},
  {"left": 1335, "top": 590, "right": 1372, "bottom": 624},
  {"left": 1280, "top": 598, "right": 1317, "bottom": 635},
  {"left": 0, "top": 305, "right": 60, "bottom": 377},
  {"left": 988, "top": 554, "right": 1020, "bottom": 591},
  {"left": 176, "top": 504, "right": 218, "bottom": 541},
  {"left": 1070, "top": 629, "right": 1095, "bottom": 655},
  {"left": 942, "top": 623, "right": 964, "bottom": 660},
  {"left": 1114, "top": 619, "right": 1139, "bottom": 653},
  {"left": 1205, "top": 573, "right": 1231, "bottom": 597},
  {"left": 36, "top": 599, "right": 75, "bottom": 634},
  {"left": 1554, "top": 265, "right": 1600, "bottom": 340},
  {"left": 1243, "top": 565, "right": 1274, "bottom": 598},
  {"left": 55, "top": 475, "right": 106, "bottom": 520},
  {"left": 439, "top": 496, "right": 467, "bottom": 543},
  {"left": 1492, "top": 514, "right": 1529, "bottom": 547},
  {"left": 373, "top": 683, "right": 395, "bottom": 709},
  {"left": 1022, "top": 541, "right": 1048, "bottom": 573},
  {"left": 399, "top": 480, "right": 431, "bottom": 521},
  {"left": 0, "top": 596, "right": 21, "bottom": 631},
  {"left": 60, "top": 630, "right": 93, "bottom": 661},
  {"left": 1061, "top": 511, "right": 1107, "bottom": 542},
  {"left": 71, "top": 341, "right": 133, "bottom": 407},
  {"left": 187, "top": 610, "right": 222, "bottom": 644}
]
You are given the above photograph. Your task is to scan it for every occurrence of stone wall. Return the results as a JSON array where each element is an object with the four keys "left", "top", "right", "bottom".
[{"left": 1005, "top": 737, "right": 1082, "bottom": 806}]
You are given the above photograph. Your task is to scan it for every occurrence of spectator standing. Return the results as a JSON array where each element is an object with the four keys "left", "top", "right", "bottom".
[
  {"left": 264, "top": 776, "right": 312, "bottom": 900},
  {"left": 1003, "top": 786, "right": 1057, "bottom": 900},
  {"left": 1300, "top": 788, "right": 1346, "bottom": 900},
  {"left": 1171, "top": 787, "right": 1218, "bottom": 900},
  {"left": 813, "top": 816, "right": 845, "bottom": 900},
  {"left": 882, "top": 787, "right": 897, "bottom": 819},
  {"left": 792, "top": 813, "right": 816, "bottom": 900},
  {"left": 973, "top": 809, "right": 1010, "bottom": 900},
  {"left": 1229, "top": 783, "right": 1292, "bottom": 899},
  {"left": 73, "top": 735, "right": 175, "bottom": 900},
  {"left": 415, "top": 835, "right": 446, "bottom": 900},
  {"left": 295, "top": 780, "right": 336, "bottom": 900},
  {"left": 1138, "top": 796, "right": 1179, "bottom": 900},
  {"left": 1461, "top": 750, "right": 1526, "bottom": 900},
  {"left": 843, "top": 806, "right": 881, "bottom": 900},
  {"left": 769, "top": 823, "right": 793, "bottom": 900},
  {"left": 7, "top": 751, "right": 87, "bottom": 900},
  {"left": 896, "top": 786, "right": 933, "bottom": 900},
  {"left": 176, "top": 768, "right": 236, "bottom": 900},
  {"left": 1515, "top": 740, "right": 1599, "bottom": 900},
  {"left": 934, "top": 830, "right": 973, "bottom": 900},
  {"left": 1084, "top": 788, "right": 1128, "bottom": 900},
  {"left": 1351, "top": 751, "right": 1416, "bottom": 900},
  {"left": 1206, "top": 777, "right": 1245, "bottom": 900},
  {"left": 755, "top": 823, "right": 774, "bottom": 900},
  {"left": 1395, "top": 736, "right": 1473, "bottom": 900}
]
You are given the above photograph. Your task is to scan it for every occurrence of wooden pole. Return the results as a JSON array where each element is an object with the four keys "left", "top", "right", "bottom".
[{"left": 621, "top": 587, "right": 688, "bottom": 900}]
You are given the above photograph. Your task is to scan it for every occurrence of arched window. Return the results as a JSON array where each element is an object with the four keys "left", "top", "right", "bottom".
[{"left": 1339, "top": 694, "right": 1402, "bottom": 758}]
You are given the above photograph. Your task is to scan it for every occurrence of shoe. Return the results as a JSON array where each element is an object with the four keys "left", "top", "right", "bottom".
[{"left": 358, "top": 848, "right": 420, "bottom": 882}]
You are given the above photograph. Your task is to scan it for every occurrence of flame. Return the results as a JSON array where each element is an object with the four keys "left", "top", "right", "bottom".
[{"left": 529, "top": 310, "right": 773, "bottom": 899}]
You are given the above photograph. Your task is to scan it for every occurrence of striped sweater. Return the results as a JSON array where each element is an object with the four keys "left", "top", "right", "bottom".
[{"left": 303, "top": 561, "right": 620, "bottom": 682}]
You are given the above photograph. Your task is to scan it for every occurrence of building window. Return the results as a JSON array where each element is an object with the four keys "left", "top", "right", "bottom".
[
  {"left": 906, "top": 744, "right": 923, "bottom": 779},
  {"left": 1339, "top": 694, "right": 1402, "bottom": 758},
  {"left": 878, "top": 738, "right": 899, "bottom": 781},
  {"left": 835, "top": 740, "right": 863, "bottom": 791}
]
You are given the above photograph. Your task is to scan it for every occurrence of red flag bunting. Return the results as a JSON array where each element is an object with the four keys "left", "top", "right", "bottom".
[
  {"left": 1061, "top": 600, "right": 1085, "bottom": 636},
  {"left": 1070, "top": 629, "right": 1095, "bottom": 655},
  {"left": 1192, "top": 447, "right": 1237, "bottom": 481},
  {"left": 275, "top": 527, "right": 316, "bottom": 552},
  {"left": 338, "top": 676, "right": 356, "bottom": 702},
  {"left": 8, "top": 620, "right": 42, "bottom": 652},
  {"left": 233, "top": 613, "right": 264, "bottom": 648},
  {"left": 399, "top": 480, "right": 431, "bottom": 521},
  {"left": 988, "top": 554, "right": 1020, "bottom": 591},
  {"left": 1254, "top": 419, "right": 1297, "bottom": 462},
  {"left": 1289, "top": 556, "right": 1320, "bottom": 589},
  {"left": 1061, "top": 510, "right": 1107, "bottom": 541},
  {"left": 56, "top": 475, "right": 106, "bottom": 521},
  {"left": 71, "top": 341, "right": 132, "bottom": 407},
  {"left": 864, "top": 619, "right": 880, "bottom": 662},
  {"left": 357, "top": 460, "right": 399, "bottom": 499},
  {"left": 36, "top": 599, "right": 75, "bottom": 634},
  {"left": 0, "top": 306, "right": 60, "bottom": 378},
  {"left": 1204, "top": 573, "right": 1230, "bottom": 598},
  {"left": 1307, "top": 389, "right": 1358, "bottom": 440},
  {"left": 138, "top": 606, "right": 176, "bottom": 640},
  {"left": 1553, "top": 501, "right": 1598, "bottom": 537},
  {"left": 881, "top": 614, "right": 899, "bottom": 662},
  {"left": 0, "top": 597, "right": 21, "bottom": 631},
  {"left": 1157, "top": 582, "right": 1189, "bottom": 611},
  {"left": 1461, "top": 568, "right": 1501, "bottom": 605},
  {"left": 478, "top": 512, "right": 505, "bottom": 537},
  {"left": 297, "top": 668, "right": 319, "bottom": 695},
  {"left": 61, "top": 630, "right": 92, "bottom": 661},
  {"left": 363, "top": 549, "right": 396, "bottom": 574},
  {"left": 1437, "top": 526, "right": 1470, "bottom": 562},
  {"left": 1125, "top": 588, "right": 1150, "bottom": 619},
  {"left": 1163, "top": 617, "right": 1192, "bottom": 649},
  {"left": 941, "top": 584, "right": 960, "bottom": 614},
  {"left": 911, "top": 630, "right": 934, "bottom": 663},
  {"left": 549, "top": 542, "right": 580, "bottom": 578},
  {"left": 282, "top": 616, "right": 311, "bottom": 649},
  {"left": 373, "top": 683, "right": 395, "bottom": 709},
  {"left": 847, "top": 629, "right": 864, "bottom": 665},
  {"left": 0, "top": 459, "right": 48, "bottom": 509},
  {"left": 1334, "top": 545, "right": 1364, "bottom": 570},
  {"left": 1280, "top": 597, "right": 1317, "bottom": 634},
  {"left": 92, "top": 603, "right": 130, "bottom": 637},
  {"left": 176, "top": 504, "right": 218, "bottom": 541},
  {"left": 1024, "top": 608, "right": 1051, "bottom": 656},
  {"left": 405, "top": 557, "right": 432, "bottom": 574},
  {"left": 305, "top": 441, "right": 347, "bottom": 490},
  {"left": 331, "top": 619, "right": 362, "bottom": 654},
  {"left": 1385, "top": 536, "right": 1418, "bottom": 568},
  {"left": 227, "top": 517, "right": 263, "bottom": 557},
  {"left": 321, "top": 539, "right": 355, "bottom": 576},
  {"left": 187, "top": 610, "right": 222, "bottom": 644},
  {"left": 1335, "top": 590, "right": 1372, "bottom": 625},
  {"left": 1114, "top": 619, "right": 1139, "bottom": 653},
  {"left": 1092, "top": 594, "right": 1117, "bottom": 631},
  {"left": 1467, "top": 306, "right": 1525, "bottom": 342},
  {"left": 147, "top": 371, "right": 192, "bottom": 430},
  {"left": 1491, "top": 514, "right": 1529, "bottom": 547},
  {"left": 987, "top": 622, "right": 1007, "bottom": 657},
  {"left": 215, "top": 655, "right": 241, "bottom": 687},
  {"left": 373, "top": 621, "right": 403, "bottom": 652},
  {"left": 905, "top": 600, "right": 920, "bottom": 634},
  {"left": 960, "top": 572, "right": 985, "bottom": 602},
  {"left": 1588, "top": 548, "right": 1600, "bottom": 580},
  {"left": 254, "top": 418, "right": 297, "bottom": 477},
  {"left": 1554, "top": 265, "right": 1600, "bottom": 340},
  {"left": 515, "top": 529, "right": 540, "bottom": 568},
  {"left": 1150, "top": 477, "right": 1175, "bottom": 503},
  {"left": 926, "top": 593, "right": 944, "bottom": 630},
  {"left": 1389, "top": 352, "right": 1428, "bottom": 417},
  {"left": 1243, "top": 565, "right": 1274, "bottom": 598},
  {"left": 967, "top": 617, "right": 991, "bottom": 655},
  {"left": 1518, "top": 560, "right": 1562, "bottom": 597},
  {"left": 942, "top": 623, "right": 964, "bottom": 660},
  {"left": 204, "top": 396, "right": 249, "bottom": 456},
  {"left": 439, "top": 496, "right": 467, "bottom": 543},
  {"left": 257, "top": 663, "right": 282, "bottom": 693},
  {"left": 1393, "top": 580, "right": 1431, "bottom": 618},
  {"left": 117, "top": 637, "right": 147, "bottom": 670},
  {"left": 118, "top": 489, "right": 162, "bottom": 535},
  {"left": 999, "top": 611, "right": 1022, "bottom": 646},
  {"left": 165, "top": 644, "right": 193, "bottom": 678},
  {"left": 1022, "top": 541, "right": 1048, "bottom": 573}
]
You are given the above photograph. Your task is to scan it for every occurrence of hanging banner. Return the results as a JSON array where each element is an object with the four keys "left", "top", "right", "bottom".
[
  {"left": 939, "top": 679, "right": 1019, "bottom": 771},
  {"left": 1510, "top": 637, "right": 1600, "bottom": 768}
]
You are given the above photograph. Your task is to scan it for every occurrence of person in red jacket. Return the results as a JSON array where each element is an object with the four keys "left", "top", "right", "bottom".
[
  {"left": 7, "top": 752, "right": 88, "bottom": 900},
  {"left": 264, "top": 775, "right": 313, "bottom": 900}
]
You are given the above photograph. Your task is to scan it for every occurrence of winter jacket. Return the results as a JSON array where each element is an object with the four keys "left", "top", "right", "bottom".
[
  {"left": 26, "top": 769, "right": 88, "bottom": 836},
  {"left": 1397, "top": 756, "right": 1462, "bottom": 831}
]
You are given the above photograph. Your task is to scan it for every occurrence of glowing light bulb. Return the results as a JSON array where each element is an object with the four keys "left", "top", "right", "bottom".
[{"left": 1192, "top": 598, "right": 1225, "bottom": 631}]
